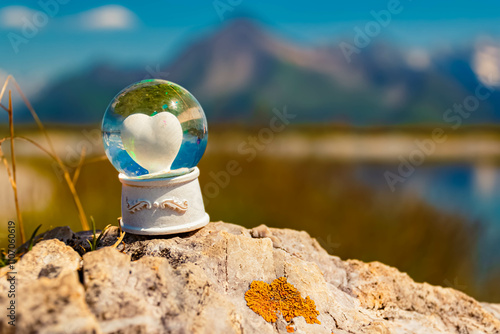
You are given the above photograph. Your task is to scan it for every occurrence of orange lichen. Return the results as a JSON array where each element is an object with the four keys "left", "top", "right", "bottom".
[
  {"left": 244, "top": 277, "right": 321, "bottom": 326},
  {"left": 286, "top": 325, "right": 295, "bottom": 332}
]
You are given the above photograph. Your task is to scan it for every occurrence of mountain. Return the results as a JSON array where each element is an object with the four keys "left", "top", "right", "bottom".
[{"left": 23, "top": 19, "right": 500, "bottom": 125}]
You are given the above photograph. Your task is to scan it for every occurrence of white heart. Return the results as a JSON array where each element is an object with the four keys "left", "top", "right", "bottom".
[{"left": 121, "top": 112, "right": 183, "bottom": 173}]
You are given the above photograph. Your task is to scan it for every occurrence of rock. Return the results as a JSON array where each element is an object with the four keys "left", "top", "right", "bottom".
[
  {"left": 14, "top": 225, "right": 76, "bottom": 255},
  {"left": 483, "top": 304, "right": 500, "bottom": 322},
  {"left": 42, "top": 225, "right": 76, "bottom": 243},
  {"left": 0, "top": 221, "right": 499, "bottom": 334},
  {"left": 18, "top": 272, "right": 100, "bottom": 334},
  {"left": 250, "top": 224, "right": 282, "bottom": 248},
  {"left": 6, "top": 239, "right": 81, "bottom": 282}
]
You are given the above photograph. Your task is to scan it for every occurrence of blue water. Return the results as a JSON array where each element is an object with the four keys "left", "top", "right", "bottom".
[{"left": 357, "top": 163, "right": 500, "bottom": 277}]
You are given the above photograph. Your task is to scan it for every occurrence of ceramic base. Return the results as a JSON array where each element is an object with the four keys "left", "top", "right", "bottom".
[{"left": 119, "top": 167, "right": 209, "bottom": 235}]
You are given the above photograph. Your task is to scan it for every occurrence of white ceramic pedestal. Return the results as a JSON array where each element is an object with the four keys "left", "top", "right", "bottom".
[{"left": 119, "top": 167, "right": 209, "bottom": 235}]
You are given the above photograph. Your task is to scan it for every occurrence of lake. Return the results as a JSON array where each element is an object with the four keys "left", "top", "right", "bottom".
[{"left": 1, "top": 126, "right": 499, "bottom": 301}]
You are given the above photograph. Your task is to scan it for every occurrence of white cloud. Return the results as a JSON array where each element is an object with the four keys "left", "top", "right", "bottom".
[
  {"left": 76, "top": 5, "right": 138, "bottom": 31},
  {"left": 0, "top": 6, "right": 38, "bottom": 29}
]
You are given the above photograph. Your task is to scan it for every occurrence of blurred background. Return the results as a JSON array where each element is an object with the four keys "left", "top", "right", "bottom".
[{"left": 1, "top": 0, "right": 500, "bottom": 302}]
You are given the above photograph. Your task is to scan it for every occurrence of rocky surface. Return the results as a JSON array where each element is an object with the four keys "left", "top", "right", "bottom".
[{"left": 1, "top": 221, "right": 499, "bottom": 334}]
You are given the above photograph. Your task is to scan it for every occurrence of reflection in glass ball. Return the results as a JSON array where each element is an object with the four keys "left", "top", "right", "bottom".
[{"left": 102, "top": 79, "right": 208, "bottom": 178}]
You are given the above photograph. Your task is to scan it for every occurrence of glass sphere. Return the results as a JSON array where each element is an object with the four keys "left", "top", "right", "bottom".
[{"left": 102, "top": 79, "right": 208, "bottom": 178}]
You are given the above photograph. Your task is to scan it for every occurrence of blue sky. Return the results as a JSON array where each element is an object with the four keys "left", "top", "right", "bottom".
[{"left": 1, "top": 0, "right": 500, "bottom": 98}]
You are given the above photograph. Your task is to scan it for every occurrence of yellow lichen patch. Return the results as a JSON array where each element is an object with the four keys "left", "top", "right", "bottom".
[
  {"left": 244, "top": 280, "right": 278, "bottom": 322},
  {"left": 244, "top": 277, "right": 321, "bottom": 326}
]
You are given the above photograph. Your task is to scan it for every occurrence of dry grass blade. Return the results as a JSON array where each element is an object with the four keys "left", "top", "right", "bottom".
[
  {"left": 0, "top": 146, "right": 14, "bottom": 186},
  {"left": 0, "top": 76, "right": 90, "bottom": 231},
  {"left": 86, "top": 217, "right": 113, "bottom": 251},
  {"left": 112, "top": 230, "right": 126, "bottom": 248},
  {"left": 96, "top": 224, "right": 112, "bottom": 245},
  {"left": 7, "top": 91, "right": 25, "bottom": 243},
  {"left": 82, "top": 155, "right": 108, "bottom": 165},
  {"left": 62, "top": 171, "right": 90, "bottom": 230},
  {"left": 1, "top": 136, "right": 60, "bottom": 162},
  {"left": 0, "top": 75, "right": 12, "bottom": 103},
  {"left": 0, "top": 144, "right": 16, "bottom": 202},
  {"left": 72, "top": 146, "right": 87, "bottom": 184}
]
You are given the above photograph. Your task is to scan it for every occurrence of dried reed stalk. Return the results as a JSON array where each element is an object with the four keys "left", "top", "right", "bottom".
[
  {"left": 0, "top": 76, "right": 90, "bottom": 233},
  {"left": 7, "top": 91, "right": 25, "bottom": 243}
]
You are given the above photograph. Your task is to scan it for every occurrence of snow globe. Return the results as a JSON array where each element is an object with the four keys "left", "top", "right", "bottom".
[{"left": 102, "top": 79, "right": 209, "bottom": 235}]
